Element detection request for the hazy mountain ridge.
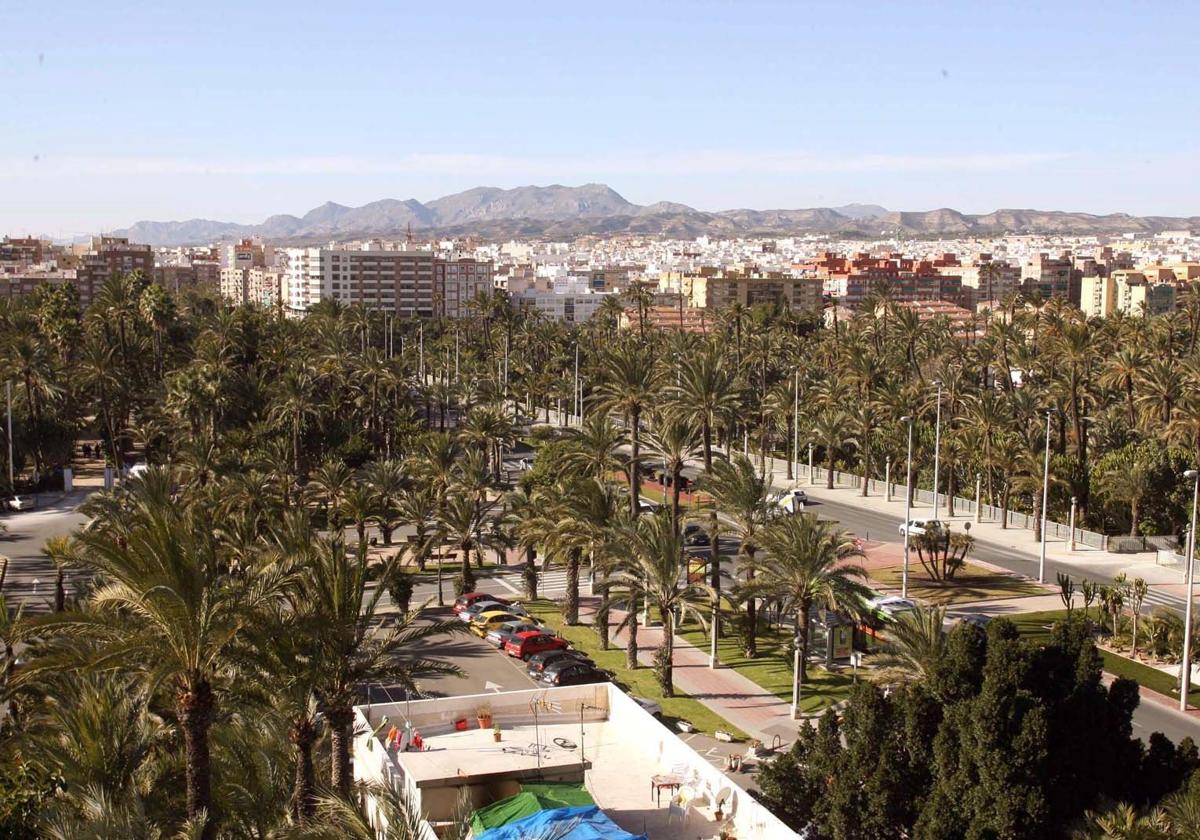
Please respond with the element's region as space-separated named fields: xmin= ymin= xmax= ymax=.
xmin=112 ymin=185 xmax=1200 ymax=245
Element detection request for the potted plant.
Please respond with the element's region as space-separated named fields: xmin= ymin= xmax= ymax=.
xmin=476 ymin=704 xmax=493 ymax=730
xmin=493 ymin=722 xmax=502 ymax=742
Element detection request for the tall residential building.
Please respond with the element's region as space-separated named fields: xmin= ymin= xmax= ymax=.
xmin=1080 ymin=271 xmax=1175 ymax=318
xmin=685 ymin=269 xmax=823 ymax=313
xmin=76 ymin=236 xmax=155 ymax=306
xmin=281 ymin=247 xmax=492 ymax=317
xmin=1022 ymin=253 xmax=1078 ymax=303
xmin=434 ymin=256 xmax=492 ymax=318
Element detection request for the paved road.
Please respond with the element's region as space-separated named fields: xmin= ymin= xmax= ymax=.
xmin=0 ymin=493 xmax=90 ymax=609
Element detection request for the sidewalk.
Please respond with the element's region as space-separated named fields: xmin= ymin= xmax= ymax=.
xmin=582 ymin=600 xmax=805 ymax=744
xmin=760 ymin=455 xmax=1191 ymax=596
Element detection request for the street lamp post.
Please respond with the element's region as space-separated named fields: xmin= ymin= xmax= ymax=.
xmin=1069 ymin=496 xmax=1078 ymax=552
xmin=974 ymin=472 xmax=983 ymax=524
xmin=573 ymin=343 xmax=580 ymax=426
xmin=1039 ymin=409 xmax=1054 ymax=584
xmin=885 ymin=456 xmax=892 ymax=502
xmin=901 ymin=415 xmax=914 ymax=599
xmin=1181 ymin=469 xmax=1199 ymax=711
xmin=808 ymin=442 xmax=814 ymax=485
xmin=931 ymin=380 xmax=943 ymax=516
xmin=791 ymin=370 xmax=799 ymax=481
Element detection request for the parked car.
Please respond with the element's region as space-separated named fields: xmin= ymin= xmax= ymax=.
xmin=632 ymin=696 xmax=663 ymax=717
xmin=460 ymin=598 xmax=515 ymax=622
xmin=504 ymin=631 xmax=569 ymax=660
xmin=683 ymin=523 xmax=710 ymax=547
xmin=5 ymin=496 xmax=33 ymax=511
xmin=526 ymin=649 xmax=592 ymax=677
xmin=770 ymin=488 xmax=808 ymax=514
xmin=486 ymin=620 xmax=543 ymax=649
xmin=453 ymin=592 xmax=509 ymax=616
xmin=470 ymin=611 xmax=525 ymax=637
xmin=898 ymin=518 xmax=943 ymax=537
xmin=540 ymin=662 xmax=611 ymax=687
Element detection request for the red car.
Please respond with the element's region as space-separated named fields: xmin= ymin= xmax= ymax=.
xmin=453 ymin=592 xmax=510 ymax=615
xmin=504 ymin=631 xmax=569 ymax=660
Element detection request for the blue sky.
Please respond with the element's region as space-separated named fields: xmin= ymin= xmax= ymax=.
xmin=2 ymin=1 xmax=1197 ymax=234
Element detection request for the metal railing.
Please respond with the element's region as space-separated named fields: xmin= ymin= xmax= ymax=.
xmin=784 ymin=458 xmax=1109 ymax=550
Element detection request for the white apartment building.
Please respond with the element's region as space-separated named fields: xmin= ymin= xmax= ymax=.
xmin=281 ymin=247 xmax=491 ymax=317
xmin=514 ymin=279 xmax=609 ymax=323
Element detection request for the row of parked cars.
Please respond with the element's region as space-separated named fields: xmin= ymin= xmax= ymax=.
xmin=452 ymin=592 xmax=613 ymax=687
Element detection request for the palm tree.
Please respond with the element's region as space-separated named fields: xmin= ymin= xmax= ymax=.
xmin=269 ymin=368 xmax=320 ymax=482
xmin=667 ymin=343 xmax=740 ymax=470
xmin=867 ymin=605 xmax=947 ymax=684
xmin=562 ymin=411 xmax=626 ymax=481
xmin=308 ymin=458 xmax=353 ymax=526
xmin=604 ymin=511 xmax=712 ymax=696
xmin=700 ymin=453 xmax=770 ymax=657
xmin=592 ymin=341 xmax=661 ymax=516
xmin=438 ymin=490 xmax=498 ymax=595
xmin=22 ymin=501 xmax=282 ymax=839
xmin=642 ymin=413 xmax=702 ymax=531
xmin=811 ymin=407 xmax=857 ymax=490
xmin=756 ymin=513 xmax=870 ymax=717
xmin=297 ymin=535 xmax=460 ymax=799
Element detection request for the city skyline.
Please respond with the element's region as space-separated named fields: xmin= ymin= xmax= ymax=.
xmin=4 ymin=1 xmax=1200 ymax=234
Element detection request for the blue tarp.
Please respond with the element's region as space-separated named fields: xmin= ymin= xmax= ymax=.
xmin=473 ymin=805 xmax=648 ymax=840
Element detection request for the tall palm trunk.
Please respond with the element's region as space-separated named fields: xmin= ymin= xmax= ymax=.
xmin=54 ymin=567 xmax=64 ymax=612
xmin=702 ymin=420 xmax=713 ymax=472
xmin=523 ymin=546 xmax=538 ymax=600
xmin=659 ymin=609 xmax=675 ymax=697
xmin=743 ymin=546 xmax=758 ymax=658
xmin=178 ymin=679 xmax=216 ymax=840
xmin=595 ymin=575 xmax=610 ymax=649
xmin=670 ymin=464 xmax=682 ymax=534
xmin=629 ymin=407 xmax=642 ymax=516
xmin=798 ymin=600 xmax=812 ymax=683
xmin=826 ymin=446 xmax=835 ymax=490
xmin=290 ymin=717 xmax=317 ymax=821
xmin=328 ymin=706 xmax=353 ymax=799
xmin=564 ymin=548 xmax=580 ymax=624
xmin=460 ymin=543 xmax=476 ymax=593
xmin=625 ymin=598 xmax=639 ymax=669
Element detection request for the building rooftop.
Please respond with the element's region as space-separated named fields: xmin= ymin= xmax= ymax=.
xmin=354 ymin=684 xmax=796 ymax=839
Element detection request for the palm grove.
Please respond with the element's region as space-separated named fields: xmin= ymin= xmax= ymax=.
xmin=1 ymin=273 xmax=1200 ymax=836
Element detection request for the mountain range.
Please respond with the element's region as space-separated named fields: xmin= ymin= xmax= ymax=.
xmin=112 ymin=184 xmax=1200 ymax=246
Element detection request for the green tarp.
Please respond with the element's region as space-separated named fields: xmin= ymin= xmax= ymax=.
xmin=470 ymin=783 xmax=595 ymax=835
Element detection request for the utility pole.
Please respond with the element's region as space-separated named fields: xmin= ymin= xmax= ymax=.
xmin=5 ymin=381 xmax=13 ymax=494
xmin=901 ymin=415 xmax=914 ymax=599
xmin=931 ymin=379 xmax=943 ymax=516
xmin=1181 ymin=469 xmax=1198 ymax=711
xmin=791 ymin=370 xmax=799 ymax=481
xmin=1038 ymin=409 xmax=1054 ymax=584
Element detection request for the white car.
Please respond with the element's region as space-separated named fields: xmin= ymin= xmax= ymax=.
xmin=898 ymin=518 xmax=943 ymax=537
xmin=6 ymin=496 xmax=33 ymax=511
xmin=771 ymin=488 xmax=808 ymax=514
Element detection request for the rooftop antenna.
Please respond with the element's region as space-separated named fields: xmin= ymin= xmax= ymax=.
xmin=528 ymin=694 xmax=561 ymax=778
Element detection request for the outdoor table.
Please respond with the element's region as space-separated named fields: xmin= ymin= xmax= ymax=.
xmin=650 ymin=773 xmax=683 ymax=806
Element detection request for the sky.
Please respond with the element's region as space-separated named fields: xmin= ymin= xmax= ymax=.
xmin=1 ymin=1 xmax=1198 ymax=235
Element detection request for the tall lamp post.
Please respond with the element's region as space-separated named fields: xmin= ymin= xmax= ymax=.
xmin=931 ymin=379 xmax=943 ymax=517
xmin=1181 ymin=469 xmax=1198 ymax=711
xmin=1038 ymin=409 xmax=1054 ymax=584
xmin=901 ymin=415 xmax=915 ymax=599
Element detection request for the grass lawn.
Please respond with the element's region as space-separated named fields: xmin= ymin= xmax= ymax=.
xmin=1006 ymin=609 xmax=1200 ymax=706
xmin=676 ymin=619 xmax=855 ymax=715
xmin=523 ymin=600 xmax=748 ymax=741
xmin=867 ymin=561 xmax=1046 ymax=605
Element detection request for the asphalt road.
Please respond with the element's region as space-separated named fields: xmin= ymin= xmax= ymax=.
xmin=0 ymin=492 xmax=90 ymax=609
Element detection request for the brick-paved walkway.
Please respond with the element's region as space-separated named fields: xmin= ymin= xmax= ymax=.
xmin=580 ymin=599 xmax=804 ymax=744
